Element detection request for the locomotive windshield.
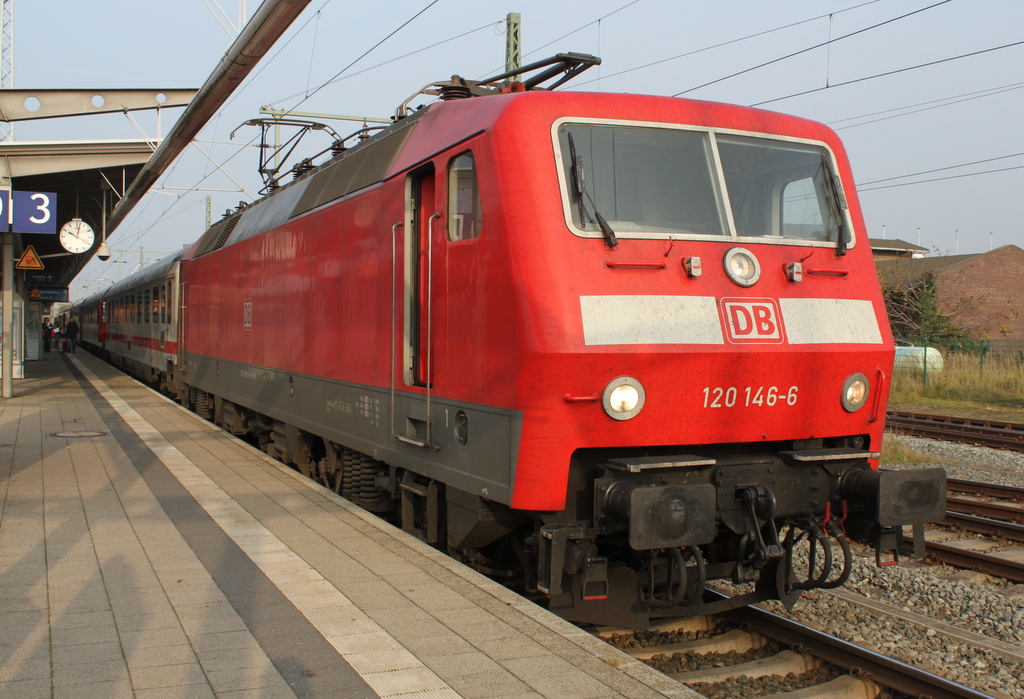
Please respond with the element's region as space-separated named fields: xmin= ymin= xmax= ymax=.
xmin=556 ymin=123 xmax=847 ymax=246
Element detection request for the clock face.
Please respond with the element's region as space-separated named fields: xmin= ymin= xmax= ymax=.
xmin=59 ymin=219 xmax=95 ymax=254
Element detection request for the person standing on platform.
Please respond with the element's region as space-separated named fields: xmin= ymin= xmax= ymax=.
xmin=41 ymin=322 xmax=52 ymax=354
xmin=65 ymin=317 xmax=80 ymax=353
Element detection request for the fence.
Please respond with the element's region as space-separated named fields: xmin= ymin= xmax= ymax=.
xmin=890 ymin=336 xmax=1024 ymax=404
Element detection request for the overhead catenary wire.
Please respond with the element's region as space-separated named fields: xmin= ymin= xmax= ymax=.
xmin=87 ymin=2 xmax=1024 ymax=292
xmin=270 ymin=19 xmax=501 ymax=107
xmin=111 ymin=1 xmax=448 ymax=255
xmin=474 ymin=0 xmax=643 ymax=82
xmin=571 ymin=0 xmax=882 ymax=89
xmin=858 ymin=164 xmax=1024 ymax=192
xmin=289 ymin=0 xmax=440 ymax=111
xmin=751 ymin=39 xmax=1024 ymax=107
xmin=674 ymin=0 xmax=952 ymax=97
xmin=860 ymin=151 xmax=1024 ymax=186
xmin=496 ymin=0 xmax=642 ymax=76
xmin=829 ymin=81 xmax=1024 ymax=130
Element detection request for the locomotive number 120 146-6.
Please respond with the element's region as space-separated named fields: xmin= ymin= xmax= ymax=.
xmin=702 ymin=385 xmax=799 ymax=408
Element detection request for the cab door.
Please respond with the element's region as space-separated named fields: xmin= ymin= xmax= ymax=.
xmin=395 ymin=163 xmax=448 ymax=447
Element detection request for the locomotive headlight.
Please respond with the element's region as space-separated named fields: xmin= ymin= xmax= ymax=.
xmin=724 ymin=247 xmax=761 ymax=287
xmin=841 ymin=373 xmax=870 ymax=412
xmin=603 ymin=377 xmax=645 ymax=420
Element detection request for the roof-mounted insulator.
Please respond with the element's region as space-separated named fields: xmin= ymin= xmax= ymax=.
xmin=292 ymin=159 xmax=315 ymax=180
xmin=439 ymin=75 xmax=472 ymax=101
xmin=331 ymin=140 xmax=347 ymax=157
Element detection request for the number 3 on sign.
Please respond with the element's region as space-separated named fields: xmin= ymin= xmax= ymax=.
xmin=11 ymin=190 xmax=58 ymax=234
xmin=28 ymin=193 xmax=51 ymax=224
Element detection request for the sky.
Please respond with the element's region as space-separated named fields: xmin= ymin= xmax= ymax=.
xmin=12 ymin=0 xmax=1024 ymax=300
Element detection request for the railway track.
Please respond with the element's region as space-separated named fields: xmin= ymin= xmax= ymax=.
xmin=886 ymin=410 xmax=1024 ymax=451
xmin=596 ymin=591 xmax=992 ymax=698
xmin=912 ymin=478 xmax=1024 ymax=583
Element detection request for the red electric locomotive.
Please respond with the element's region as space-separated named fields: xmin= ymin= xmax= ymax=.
xmin=76 ymin=55 xmax=945 ymax=626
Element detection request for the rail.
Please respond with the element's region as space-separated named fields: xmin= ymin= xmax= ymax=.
xmin=886 ymin=411 xmax=1024 ymax=452
xmin=713 ymin=591 xmax=992 ymax=699
xmin=911 ymin=477 xmax=1024 ymax=582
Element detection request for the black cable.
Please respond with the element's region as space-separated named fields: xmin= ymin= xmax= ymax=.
xmin=859 ymin=164 xmax=1024 ymax=192
xmin=271 ymin=20 xmax=499 ymax=107
xmin=832 ymin=82 xmax=1024 ymax=130
xmin=829 ymin=81 xmax=1024 ymax=127
xmin=112 ymin=2 xmax=445 ymax=254
xmin=572 ymin=0 xmax=881 ymax=89
xmin=859 ymin=151 xmax=1024 ymax=186
xmin=675 ymin=0 xmax=951 ymax=97
xmin=751 ymin=38 xmax=1024 ymax=107
xmin=294 ymin=0 xmax=439 ymax=110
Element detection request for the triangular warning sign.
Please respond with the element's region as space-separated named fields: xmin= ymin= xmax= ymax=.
xmin=16 ymin=245 xmax=45 ymax=270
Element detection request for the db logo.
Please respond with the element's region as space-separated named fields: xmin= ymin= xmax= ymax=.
xmin=243 ymin=299 xmax=253 ymax=330
xmin=720 ymin=298 xmax=785 ymax=344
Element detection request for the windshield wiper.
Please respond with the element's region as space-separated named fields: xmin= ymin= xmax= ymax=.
xmin=566 ymin=132 xmax=618 ymax=248
xmin=820 ymin=153 xmax=849 ymax=257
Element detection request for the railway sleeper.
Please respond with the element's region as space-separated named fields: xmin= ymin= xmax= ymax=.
xmin=759 ymin=674 xmax=879 ymax=699
xmin=677 ymin=649 xmax=822 ymax=683
xmin=625 ymin=628 xmax=768 ymax=660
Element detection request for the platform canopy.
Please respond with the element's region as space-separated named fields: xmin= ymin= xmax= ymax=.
xmin=1 ymin=137 xmax=158 ymax=290
xmin=0 ymin=88 xmax=198 ymax=292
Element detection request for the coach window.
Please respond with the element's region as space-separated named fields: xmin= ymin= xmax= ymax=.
xmin=144 ymin=290 xmax=150 ymax=323
xmin=166 ymin=280 xmax=173 ymax=322
xmin=152 ymin=286 xmax=159 ymax=323
xmin=447 ymin=151 xmax=481 ymax=241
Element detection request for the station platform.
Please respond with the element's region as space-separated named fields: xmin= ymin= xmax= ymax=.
xmin=0 ymin=350 xmax=696 ymax=699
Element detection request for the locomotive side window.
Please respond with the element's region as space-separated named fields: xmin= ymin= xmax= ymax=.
xmin=716 ymin=135 xmax=844 ymax=244
xmin=447 ymin=151 xmax=481 ymax=241
xmin=557 ymin=124 xmax=728 ymax=238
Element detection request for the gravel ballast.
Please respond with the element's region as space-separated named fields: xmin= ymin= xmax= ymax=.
xmin=652 ymin=434 xmax=1024 ymax=698
xmin=762 ymin=434 xmax=1024 ymax=698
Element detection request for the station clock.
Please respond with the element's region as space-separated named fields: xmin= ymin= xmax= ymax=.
xmin=59 ymin=218 xmax=95 ymax=254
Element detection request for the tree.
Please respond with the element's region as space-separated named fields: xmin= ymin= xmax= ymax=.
xmin=879 ymin=268 xmax=1015 ymax=344
xmin=880 ymin=272 xmax=965 ymax=342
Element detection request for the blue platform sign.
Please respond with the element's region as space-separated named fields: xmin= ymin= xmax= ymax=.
xmin=29 ymin=288 xmax=69 ymax=303
xmin=12 ymin=191 xmax=58 ymax=234
xmin=24 ymin=271 xmax=60 ymax=286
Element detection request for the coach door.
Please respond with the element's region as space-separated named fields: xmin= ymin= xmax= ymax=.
xmin=178 ymin=281 xmax=188 ymax=368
